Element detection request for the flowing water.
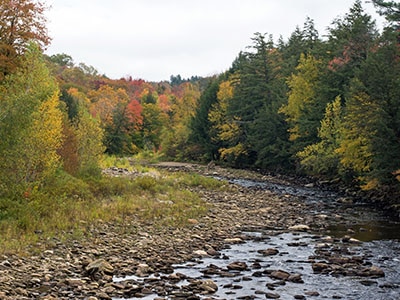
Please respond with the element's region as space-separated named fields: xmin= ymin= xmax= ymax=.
xmin=172 ymin=232 xmax=400 ymax=299
xmin=113 ymin=177 xmax=400 ymax=299
xmin=227 ymin=177 xmax=400 ymax=241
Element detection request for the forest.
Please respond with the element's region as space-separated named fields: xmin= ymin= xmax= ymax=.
xmin=0 ymin=0 xmax=399 ymax=205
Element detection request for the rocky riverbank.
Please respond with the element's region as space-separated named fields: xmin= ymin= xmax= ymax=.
xmin=0 ymin=163 xmax=396 ymax=299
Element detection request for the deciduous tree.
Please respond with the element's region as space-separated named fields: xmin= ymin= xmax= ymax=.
xmin=280 ymin=53 xmax=326 ymax=152
xmin=298 ymin=96 xmax=343 ymax=176
xmin=0 ymin=0 xmax=50 ymax=79
xmin=0 ymin=44 xmax=62 ymax=195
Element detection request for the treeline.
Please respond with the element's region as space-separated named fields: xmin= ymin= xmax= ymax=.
xmin=0 ymin=0 xmax=210 ymax=199
xmin=0 ymin=42 xmax=210 ymax=198
xmin=189 ymin=0 xmax=400 ymax=192
xmin=47 ymin=53 xmax=209 ymax=159
xmin=0 ymin=0 xmax=399 ymax=202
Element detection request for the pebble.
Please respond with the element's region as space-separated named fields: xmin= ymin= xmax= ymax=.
xmin=258 ymin=248 xmax=279 ymax=256
xmin=265 ymin=292 xmax=281 ymax=298
xmin=0 ymin=165 xmax=395 ymax=300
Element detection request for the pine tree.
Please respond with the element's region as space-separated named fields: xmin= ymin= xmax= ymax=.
xmin=353 ymin=26 xmax=400 ymax=186
xmin=225 ymin=33 xmax=290 ymax=168
xmin=188 ymin=77 xmax=220 ymax=161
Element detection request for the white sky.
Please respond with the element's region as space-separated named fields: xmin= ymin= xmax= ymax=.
xmin=44 ymin=0 xmax=386 ymax=82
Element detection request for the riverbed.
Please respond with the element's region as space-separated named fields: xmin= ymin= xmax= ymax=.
xmin=113 ymin=171 xmax=400 ymax=300
xmin=2 ymin=164 xmax=399 ymax=299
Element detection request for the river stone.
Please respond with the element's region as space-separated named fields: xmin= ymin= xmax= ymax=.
xmin=265 ymin=292 xmax=281 ymax=298
xmin=359 ymin=265 xmax=385 ymax=277
xmin=224 ymin=237 xmax=243 ymax=244
xmin=66 ymin=278 xmax=85 ymax=287
xmin=135 ymin=263 xmax=151 ymax=277
xmin=288 ymin=225 xmax=310 ymax=231
xmin=141 ymin=287 xmax=153 ymax=294
xmin=315 ymin=243 xmax=331 ymax=249
xmin=258 ymin=248 xmax=279 ymax=256
xmin=187 ymin=218 xmax=199 ymax=225
xmin=270 ymin=270 xmax=290 ymax=280
xmin=199 ymin=279 xmax=218 ymax=293
xmin=95 ymin=292 xmax=111 ymax=300
xmin=0 ymin=260 xmax=11 ymax=267
xmin=288 ymin=273 xmax=303 ymax=283
xmin=312 ymin=262 xmax=330 ymax=273
xmin=328 ymin=256 xmax=352 ymax=264
xmin=206 ymin=247 xmax=220 ymax=256
xmin=360 ymin=279 xmax=378 ymax=286
xmin=305 ymin=291 xmax=320 ymax=296
xmin=227 ymin=261 xmax=248 ymax=271
xmin=193 ymin=250 xmax=209 ymax=257
xmin=85 ymin=259 xmax=114 ymax=275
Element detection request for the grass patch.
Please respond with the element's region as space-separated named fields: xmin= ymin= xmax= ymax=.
xmin=100 ymin=155 xmax=134 ymax=170
xmin=172 ymin=172 xmax=227 ymax=189
xmin=0 ymin=165 xmax=219 ymax=255
xmin=100 ymin=154 xmax=159 ymax=173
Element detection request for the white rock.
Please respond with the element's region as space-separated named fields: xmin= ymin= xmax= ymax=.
xmin=193 ymin=250 xmax=209 ymax=257
xmin=316 ymin=214 xmax=328 ymax=219
xmin=349 ymin=237 xmax=362 ymax=244
xmin=223 ymin=237 xmax=243 ymax=244
xmin=288 ymin=224 xmax=310 ymax=231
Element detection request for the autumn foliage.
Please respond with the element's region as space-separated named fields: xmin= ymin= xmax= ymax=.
xmin=0 ymin=0 xmax=50 ymax=79
xmin=1 ymin=0 xmax=400 ymax=203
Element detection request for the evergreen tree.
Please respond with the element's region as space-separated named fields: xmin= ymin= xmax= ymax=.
xmin=226 ymin=33 xmax=272 ymax=166
xmin=217 ymin=33 xmax=291 ymax=168
xmin=326 ymin=0 xmax=378 ymax=94
xmin=372 ymin=0 xmax=400 ymax=25
xmin=279 ymin=17 xmax=322 ymax=77
xmin=353 ymin=27 xmax=400 ymax=186
xmin=188 ymin=77 xmax=221 ymax=161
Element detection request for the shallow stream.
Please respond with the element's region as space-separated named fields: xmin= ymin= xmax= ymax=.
xmin=172 ymin=232 xmax=400 ymax=299
xmin=113 ymin=176 xmax=400 ymax=299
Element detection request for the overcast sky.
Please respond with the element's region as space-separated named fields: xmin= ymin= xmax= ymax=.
xmin=44 ymin=0 xmax=386 ymax=82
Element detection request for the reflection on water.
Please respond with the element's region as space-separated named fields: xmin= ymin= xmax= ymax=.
xmin=327 ymin=221 xmax=400 ymax=241
xmin=221 ymin=176 xmax=400 ymax=242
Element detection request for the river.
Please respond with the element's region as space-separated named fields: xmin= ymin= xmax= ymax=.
xmin=113 ymin=175 xmax=400 ymax=299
